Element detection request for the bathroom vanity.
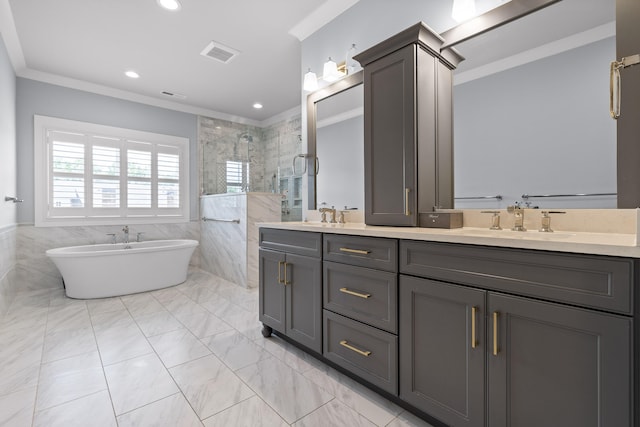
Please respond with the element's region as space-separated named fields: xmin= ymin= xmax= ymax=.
xmin=258 ymin=220 xmax=638 ymax=427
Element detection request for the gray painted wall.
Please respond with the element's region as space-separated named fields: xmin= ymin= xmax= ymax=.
xmin=16 ymin=78 xmax=199 ymax=223
xmin=0 ymin=35 xmax=17 ymax=227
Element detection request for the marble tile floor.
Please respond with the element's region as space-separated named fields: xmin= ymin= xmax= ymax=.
xmin=0 ymin=268 xmax=434 ymax=427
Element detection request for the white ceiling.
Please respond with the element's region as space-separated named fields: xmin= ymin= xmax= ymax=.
xmin=2 ymin=0 xmax=358 ymax=124
xmin=1 ymin=0 xmax=615 ymax=124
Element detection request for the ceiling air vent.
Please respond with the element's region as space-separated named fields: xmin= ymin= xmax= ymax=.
xmin=200 ymin=40 xmax=240 ymax=64
xmin=161 ymin=91 xmax=187 ymax=100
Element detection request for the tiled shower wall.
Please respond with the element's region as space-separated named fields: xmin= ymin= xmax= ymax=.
xmin=199 ymin=113 xmax=302 ymax=221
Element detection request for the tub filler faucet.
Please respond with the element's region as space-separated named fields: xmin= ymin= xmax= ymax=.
xmin=122 ymin=225 xmax=130 ymax=244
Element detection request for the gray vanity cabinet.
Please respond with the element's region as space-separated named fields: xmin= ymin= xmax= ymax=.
xmin=488 ymin=293 xmax=631 ymax=427
xmin=322 ymin=234 xmax=399 ymax=394
xmin=400 ymin=240 xmax=633 ymax=427
xmin=354 ymin=22 xmax=463 ymax=226
xmin=259 ymin=229 xmax=322 ymax=353
xmin=399 ymin=275 xmax=486 ymax=427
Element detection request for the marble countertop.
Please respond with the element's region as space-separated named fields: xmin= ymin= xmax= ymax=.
xmin=259 ymin=222 xmax=640 ymax=258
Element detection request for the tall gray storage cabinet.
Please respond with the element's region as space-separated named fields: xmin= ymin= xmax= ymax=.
xmin=354 ymin=23 xmax=463 ymax=226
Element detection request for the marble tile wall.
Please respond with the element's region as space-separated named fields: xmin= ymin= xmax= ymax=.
xmin=200 ymin=193 xmax=281 ymax=288
xmin=199 ymin=117 xmax=265 ymax=195
xmin=199 ymin=113 xmax=302 ymax=222
xmin=15 ymin=222 xmax=200 ymax=293
xmin=0 ymin=225 xmax=17 ymax=318
xmin=262 ymin=116 xmax=303 ymax=222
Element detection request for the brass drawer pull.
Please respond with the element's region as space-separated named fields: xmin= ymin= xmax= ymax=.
xmin=405 ymin=188 xmax=411 ymax=216
xmin=493 ymin=311 xmax=499 ymax=356
xmin=471 ymin=306 xmax=478 ymax=349
xmin=283 ymin=262 xmax=290 ymax=285
xmin=278 ymin=261 xmax=284 ymax=284
xmin=339 ymin=287 xmax=371 ymax=299
xmin=339 ymin=340 xmax=371 ymax=357
xmin=339 ymin=247 xmax=371 ymax=255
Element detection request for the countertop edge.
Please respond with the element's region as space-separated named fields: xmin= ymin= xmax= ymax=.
xmin=258 ymin=222 xmax=640 ymax=258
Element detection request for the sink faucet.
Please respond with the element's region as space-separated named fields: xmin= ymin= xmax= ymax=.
xmin=122 ymin=225 xmax=130 ymax=244
xmin=507 ymin=204 xmax=526 ymax=231
xmin=539 ymin=211 xmax=566 ymax=232
xmin=319 ymin=207 xmax=336 ymax=223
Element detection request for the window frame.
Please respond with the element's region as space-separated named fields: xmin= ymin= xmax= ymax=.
xmin=34 ymin=115 xmax=190 ymax=227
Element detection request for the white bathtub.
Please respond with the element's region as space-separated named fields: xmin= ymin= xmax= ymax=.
xmin=46 ymin=239 xmax=199 ymax=299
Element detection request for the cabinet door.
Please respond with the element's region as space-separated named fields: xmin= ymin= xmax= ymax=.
xmin=285 ymin=253 xmax=322 ymax=353
xmin=488 ymin=293 xmax=632 ymax=427
xmin=399 ymin=275 xmax=486 ymax=427
xmin=259 ymin=249 xmax=286 ymax=333
xmin=364 ymin=44 xmax=417 ymax=226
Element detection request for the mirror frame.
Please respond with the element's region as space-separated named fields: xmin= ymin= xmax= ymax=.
xmin=306 ymin=70 xmax=364 ymax=210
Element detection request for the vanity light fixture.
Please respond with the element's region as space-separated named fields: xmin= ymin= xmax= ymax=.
xmin=253 ymin=103 xmax=263 ymax=109
xmin=322 ymin=57 xmax=346 ymax=83
xmin=125 ymin=70 xmax=140 ymax=79
xmin=304 ymin=45 xmax=358 ymax=92
xmin=451 ymin=0 xmax=476 ymax=22
xmin=303 ymin=68 xmax=318 ymax=92
xmin=157 ymin=0 xmax=181 ymax=11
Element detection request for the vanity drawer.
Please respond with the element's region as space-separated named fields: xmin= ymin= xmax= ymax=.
xmin=401 ymin=240 xmax=634 ymax=314
xmin=323 ymin=234 xmax=397 ymax=272
xmin=323 ymin=310 xmax=398 ymax=395
xmin=324 ymin=261 xmax=397 ymax=333
xmin=259 ymin=228 xmax=322 ymax=258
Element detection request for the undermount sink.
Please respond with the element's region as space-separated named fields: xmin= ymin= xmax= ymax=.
xmin=448 ymin=228 xmax=576 ymax=240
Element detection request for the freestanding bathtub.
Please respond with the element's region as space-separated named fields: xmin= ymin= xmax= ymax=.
xmin=46 ymin=239 xmax=199 ymax=299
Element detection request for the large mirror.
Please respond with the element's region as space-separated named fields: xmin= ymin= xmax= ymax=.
xmin=309 ymin=0 xmax=617 ymax=210
xmin=307 ymin=72 xmax=364 ymax=210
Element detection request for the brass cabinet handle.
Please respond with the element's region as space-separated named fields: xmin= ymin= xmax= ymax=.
xmin=471 ymin=306 xmax=478 ymax=349
xmin=339 ymin=287 xmax=371 ymax=299
xmin=339 ymin=340 xmax=371 ymax=357
xmin=339 ymin=247 xmax=371 ymax=255
xmin=278 ymin=261 xmax=284 ymax=284
xmin=493 ymin=311 xmax=499 ymax=356
xmin=405 ymin=188 xmax=411 ymax=216
xmin=283 ymin=262 xmax=290 ymax=285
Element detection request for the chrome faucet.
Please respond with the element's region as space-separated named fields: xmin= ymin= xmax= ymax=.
xmin=506 ymin=204 xmax=526 ymax=231
xmin=122 ymin=225 xmax=130 ymax=244
xmin=319 ymin=207 xmax=337 ymax=223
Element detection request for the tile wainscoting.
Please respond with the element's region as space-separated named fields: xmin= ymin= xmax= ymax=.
xmin=15 ymin=222 xmax=201 ymax=293
xmin=0 ymin=224 xmax=18 ymax=318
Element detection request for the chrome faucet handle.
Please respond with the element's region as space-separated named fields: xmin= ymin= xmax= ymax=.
xmin=136 ymin=232 xmax=145 ymax=242
xmin=539 ymin=211 xmax=566 ymax=232
xmin=481 ymin=211 xmax=502 ymax=230
xmin=122 ymin=225 xmax=129 ymax=233
xmin=106 ymin=233 xmax=116 ymax=244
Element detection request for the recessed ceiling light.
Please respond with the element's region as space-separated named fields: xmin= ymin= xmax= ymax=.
xmin=253 ymin=103 xmax=263 ymax=109
xmin=125 ymin=70 xmax=140 ymax=79
xmin=157 ymin=0 xmax=181 ymax=11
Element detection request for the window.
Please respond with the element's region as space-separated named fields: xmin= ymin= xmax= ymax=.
xmin=225 ymin=160 xmax=250 ymax=193
xmin=35 ymin=116 xmax=189 ymax=226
